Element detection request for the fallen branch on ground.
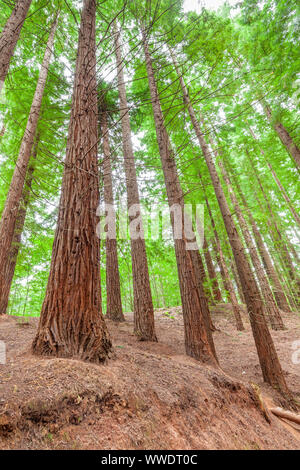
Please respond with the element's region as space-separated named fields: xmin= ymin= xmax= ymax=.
xmin=270 ymin=407 xmax=300 ymax=425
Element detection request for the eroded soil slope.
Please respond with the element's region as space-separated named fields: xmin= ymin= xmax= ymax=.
xmin=0 ymin=305 xmax=299 ymax=450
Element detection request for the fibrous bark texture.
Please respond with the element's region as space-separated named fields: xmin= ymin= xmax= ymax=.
xmin=32 ymin=0 xmax=112 ymax=363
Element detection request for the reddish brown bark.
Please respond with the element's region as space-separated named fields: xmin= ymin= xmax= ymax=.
xmin=230 ymin=170 xmax=291 ymax=313
xmin=190 ymin=249 xmax=218 ymax=335
xmin=195 ymin=248 xmax=215 ymax=305
xmin=264 ymin=103 xmax=300 ymax=170
xmin=0 ymin=0 xmax=32 ymax=92
xmin=230 ymin=258 xmax=246 ymax=304
xmin=0 ymin=137 xmax=37 ymax=315
xmin=172 ymin=52 xmax=291 ymax=396
xmin=253 ymin=190 xmax=298 ymax=309
xmin=247 ymin=124 xmax=300 ymax=228
xmin=203 ymin=236 xmax=223 ymax=303
xmin=113 ymin=23 xmax=156 ymax=341
xmin=247 ymin=151 xmax=300 ymax=302
xmin=201 ymin=185 xmax=244 ymax=331
xmin=0 ymin=16 xmax=57 ymax=312
xmin=218 ymin=159 xmax=285 ymax=330
xmin=32 ymin=0 xmax=112 ymax=362
xmin=99 ymin=107 xmax=124 ymax=322
xmin=142 ymin=32 xmax=217 ymax=364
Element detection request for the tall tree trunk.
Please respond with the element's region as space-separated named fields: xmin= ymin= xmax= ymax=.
xmin=0 ymin=15 xmax=57 ymax=311
xmin=195 ymin=247 xmax=215 ymax=305
xmin=203 ymin=236 xmax=223 ymax=303
xmin=190 ymin=249 xmax=217 ymax=333
xmin=0 ymin=0 xmax=32 ymax=92
xmin=171 ymin=50 xmax=291 ymax=396
xmin=228 ymin=51 xmax=300 ymax=170
xmin=113 ymin=23 xmax=156 ymax=341
xmin=247 ymin=150 xmax=300 ymax=302
xmin=142 ymin=31 xmax=217 ymax=364
xmin=254 ymin=190 xmax=298 ymax=309
xmin=230 ymin=258 xmax=246 ymax=304
xmin=32 ymin=0 xmax=112 ymax=362
xmin=263 ymin=103 xmax=300 ymax=170
xmin=247 ymin=124 xmax=300 ymax=228
xmin=99 ymin=108 xmax=125 ymax=322
xmin=218 ymin=159 xmax=285 ymax=330
xmin=200 ymin=181 xmax=244 ymax=331
xmin=229 ymin=168 xmax=292 ymax=312
xmin=0 ymin=136 xmax=38 ymax=314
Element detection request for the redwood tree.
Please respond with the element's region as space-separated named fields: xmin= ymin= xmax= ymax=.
xmin=142 ymin=29 xmax=217 ymax=364
xmin=113 ymin=23 xmax=156 ymax=341
xmin=171 ymin=49 xmax=292 ymax=396
xmin=203 ymin=236 xmax=223 ymax=304
xmin=98 ymin=91 xmax=125 ymax=322
xmin=218 ymin=158 xmax=285 ymax=330
xmin=263 ymin=101 xmax=300 ymax=170
xmin=0 ymin=16 xmax=58 ymax=313
xmin=32 ymin=0 xmax=112 ymax=362
xmin=0 ymin=0 xmax=32 ymax=93
xmin=0 ymin=136 xmax=38 ymax=315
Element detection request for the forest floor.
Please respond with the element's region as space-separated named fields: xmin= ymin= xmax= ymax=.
xmin=0 ymin=304 xmax=299 ymax=450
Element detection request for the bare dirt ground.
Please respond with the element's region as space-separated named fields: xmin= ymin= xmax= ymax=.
xmin=0 ymin=304 xmax=299 ymax=450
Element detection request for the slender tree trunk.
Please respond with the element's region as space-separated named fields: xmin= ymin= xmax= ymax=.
xmin=190 ymin=249 xmax=217 ymax=332
xmin=211 ymin=240 xmax=229 ymax=301
xmin=254 ymin=190 xmax=298 ymax=308
xmin=0 ymin=136 xmax=38 ymax=314
xmin=267 ymin=163 xmax=300 ymax=228
xmin=247 ymin=151 xmax=300 ymax=301
xmin=228 ymin=51 xmax=300 ymax=170
xmin=142 ymin=31 xmax=217 ymax=364
xmin=263 ymin=103 xmax=300 ymax=170
xmin=229 ymin=169 xmax=292 ymax=312
xmin=0 ymin=16 xmax=57 ymax=311
xmin=203 ymin=236 xmax=222 ymax=303
xmin=171 ymin=51 xmax=291 ymax=396
xmin=32 ymin=0 xmax=112 ymax=362
xmin=247 ymin=124 xmax=300 ymax=228
xmin=113 ymin=23 xmax=156 ymax=341
xmin=99 ymin=109 xmax=125 ymax=322
xmin=230 ymin=258 xmax=246 ymax=304
xmin=0 ymin=0 xmax=32 ymax=93
xmin=200 ymin=183 xmax=244 ymax=331
xmin=195 ymin=247 xmax=215 ymax=305
xmin=218 ymin=159 xmax=285 ymax=330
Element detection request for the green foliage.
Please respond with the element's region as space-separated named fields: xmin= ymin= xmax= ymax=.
xmin=0 ymin=0 xmax=299 ymax=315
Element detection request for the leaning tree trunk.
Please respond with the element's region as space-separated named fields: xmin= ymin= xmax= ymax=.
xmin=32 ymin=0 xmax=112 ymax=362
xmin=229 ymin=167 xmax=292 ymax=312
xmin=247 ymin=151 xmax=300 ymax=302
xmin=201 ymin=183 xmax=244 ymax=331
xmin=142 ymin=31 xmax=217 ymax=364
xmin=0 ymin=0 xmax=32 ymax=93
xmin=203 ymin=236 xmax=223 ymax=303
xmin=99 ymin=107 xmax=125 ymax=322
xmin=253 ymin=190 xmax=299 ymax=309
xmin=194 ymin=248 xmax=215 ymax=305
xmin=218 ymin=159 xmax=285 ymax=330
xmin=189 ymin=249 xmax=217 ymax=335
xmin=0 ymin=16 xmax=57 ymax=312
xmin=0 ymin=136 xmax=38 ymax=315
xmin=113 ymin=23 xmax=156 ymax=341
xmin=171 ymin=50 xmax=292 ymax=397
xmin=230 ymin=258 xmax=246 ymax=304
xmin=247 ymin=123 xmax=300 ymax=228
xmin=263 ymin=102 xmax=300 ymax=170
